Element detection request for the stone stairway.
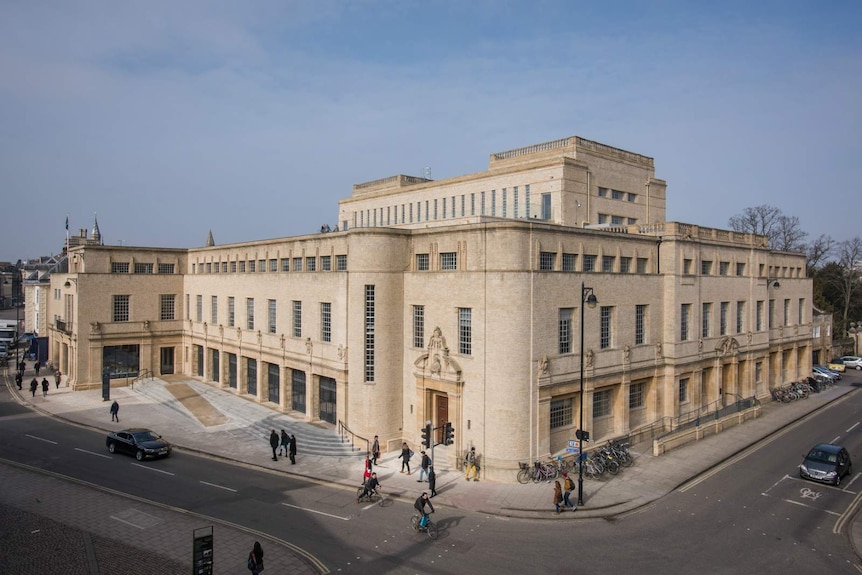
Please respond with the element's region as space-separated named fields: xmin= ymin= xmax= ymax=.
xmin=133 ymin=377 xmax=363 ymax=457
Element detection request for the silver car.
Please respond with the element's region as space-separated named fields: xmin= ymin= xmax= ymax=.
xmin=839 ymin=356 xmax=862 ymax=370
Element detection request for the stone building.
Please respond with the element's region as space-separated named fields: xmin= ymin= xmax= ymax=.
xmin=47 ymin=135 xmax=812 ymax=479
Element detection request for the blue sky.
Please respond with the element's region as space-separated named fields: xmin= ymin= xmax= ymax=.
xmin=1 ymin=1 xmax=859 ymax=262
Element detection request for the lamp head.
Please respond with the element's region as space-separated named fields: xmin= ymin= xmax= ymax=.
xmin=585 ymin=292 xmax=598 ymax=308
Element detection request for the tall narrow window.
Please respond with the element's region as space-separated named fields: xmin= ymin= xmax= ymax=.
xmin=768 ymin=299 xmax=775 ymax=329
xmin=593 ymin=389 xmax=611 ymax=417
xmin=525 ymin=184 xmax=531 ymax=218
xmin=702 ymin=303 xmax=711 ymax=338
xmin=756 ymin=300 xmax=764 ymax=331
xmin=600 ymin=306 xmax=612 ymax=349
xmin=629 ymin=382 xmax=645 ymax=409
xmin=720 ymin=302 xmax=729 ymax=335
xmin=679 ymin=378 xmax=689 ymax=403
xmin=196 ymin=295 xmax=202 ymax=322
xmin=113 ymin=295 xmax=130 ymax=322
xmin=413 ymin=305 xmax=425 ymax=349
xmin=798 ymin=298 xmax=805 ymax=324
xmin=550 ymin=398 xmax=572 ymax=429
xmin=736 ymin=301 xmax=745 ymax=334
xmin=635 ymin=304 xmax=647 ymax=345
xmin=268 ymin=299 xmax=277 ymax=334
xmin=364 ymin=286 xmax=375 ymax=382
xmin=559 ymin=308 xmax=573 ymax=354
xmin=320 ymin=302 xmax=331 ymax=342
xmin=246 ymin=298 xmax=254 ymax=330
xmin=783 ymin=298 xmax=790 ymax=326
xmin=293 ymin=301 xmax=302 ymax=338
xmin=541 ymin=193 xmax=551 ymax=220
xmin=211 ymin=296 xmax=218 ymax=324
xmin=459 ymin=308 xmax=472 ymax=355
xmin=681 ymin=304 xmax=691 ymax=341
xmin=228 ymin=297 xmax=235 ymax=327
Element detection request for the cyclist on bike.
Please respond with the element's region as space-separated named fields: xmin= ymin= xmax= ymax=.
xmin=414 ymin=491 xmax=435 ymax=528
xmin=357 ymin=472 xmax=381 ymax=502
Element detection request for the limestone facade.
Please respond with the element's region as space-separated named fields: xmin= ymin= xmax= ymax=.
xmin=46 ymin=135 xmax=811 ymax=480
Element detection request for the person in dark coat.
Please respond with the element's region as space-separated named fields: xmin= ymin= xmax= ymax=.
xmin=279 ymin=429 xmax=288 ymax=457
xmin=41 ymin=378 xmax=49 ymax=398
xmin=54 ymin=370 xmax=62 ymax=389
xmin=18 ymin=360 xmax=26 ymax=376
xmin=15 ymin=371 xmax=23 ymax=390
xmin=34 ymin=361 xmax=41 ymax=376
xmin=29 ymin=378 xmax=38 ymax=397
xmin=371 ymin=435 xmax=380 ymax=465
xmin=428 ymin=465 xmax=437 ymax=498
xmin=399 ymin=442 xmax=412 ymax=474
xmin=269 ymin=430 xmax=279 ymax=461
xmin=288 ymin=434 xmax=297 ymax=464
xmin=110 ymin=400 xmax=120 ymax=422
xmin=248 ymin=541 xmax=264 ymax=575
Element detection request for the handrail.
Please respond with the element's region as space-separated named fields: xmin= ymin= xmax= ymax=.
xmin=130 ymin=369 xmax=154 ymax=389
xmin=338 ymin=420 xmax=369 ymax=454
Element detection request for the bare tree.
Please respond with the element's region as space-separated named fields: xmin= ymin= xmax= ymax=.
xmin=832 ymin=237 xmax=862 ymax=332
xmin=728 ymin=204 xmax=807 ymax=252
xmin=806 ymin=234 xmax=835 ymax=272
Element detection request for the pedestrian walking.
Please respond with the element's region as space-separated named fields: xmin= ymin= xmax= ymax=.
xmin=562 ymin=471 xmax=577 ymax=511
xmin=553 ymin=480 xmax=564 ymax=514
xmin=41 ymin=378 xmax=49 ymax=398
xmin=18 ymin=360 xmax=26 ymax=376
xmin=269 ymin=430 xmax=279 ymax=461
xmin=363 ymin=453 xmax=373 ymax=484
xmin=399 ymin=442 xmax=413 ymax=474
xmin=371 ymin=435 xmax=380 ymax=465
xmin=288 ymin=434 xmax=297 ymax=464
xmin=418 ymin=450 xmax=431 ymax=482
xmin=29 ymin=378 xmax=38 ymax=397
xmin=15 ymin=371 xmax=23 ymax=390
xmin=54 ymin=370 xmax=62 ymax=389
xmin=428 ymin=465 xmax=437 ymax=497
xmin=465 ymin=446 xmax=479 ymax=481
xmin=247 ymin=541 xmax=264 ymax=575
xmin=34 ymin=360 xmax=41 ymax=376
xmin=110 ymin=400 xmax=120 ymax=422
xmin=279 ymin=429 xmax=288 ymax=456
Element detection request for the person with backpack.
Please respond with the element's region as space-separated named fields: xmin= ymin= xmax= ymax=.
xmin=399 ymin=442 xmax=413 ymax=474
xmin=561 ymin=471 xmax=577 ymax=511
xmin=417 ymin=450 xmax=431 ymax=482
xmin=465 ymin=446 xmax=479 ymax=481
xmin=247 ymin=541 xmax=264 ymax=574
xmin=553 ymin=480 xmax=564 ymax=514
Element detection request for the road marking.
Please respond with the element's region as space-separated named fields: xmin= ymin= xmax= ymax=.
xmin=779 ymin=498 xmax=841 ymax=516
xmin=200 ymin=480 xmax=237 ymax=492
xmin=281 ymin=502 xmax=350 ymax=521
xmin=110 ymin=515 xmax=147 ymax=529
xmin=131 ymin=463 xmax=174 ymax=475
xmin=25 ymin=434 xmax=57 ymax=445
xmin=835 ymin=484 xmax=862 ymax=534
xmin=74 ymin=448 xmax=111 ymax=459
xmin=847 ymin=422 xmax=860 ymax=433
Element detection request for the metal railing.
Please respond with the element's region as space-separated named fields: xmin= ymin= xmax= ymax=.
xmin=656 ymin=394 xmax=760 ymax=440
xmin=337 ymin=420 xmax=369 ymax=454
xmin=130 ymin=369 xmax=154 ymax=389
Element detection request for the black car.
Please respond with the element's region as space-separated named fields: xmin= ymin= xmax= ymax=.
xmin=799 ymin=443 xmax=852 ymax=486
xmin=106 ymin=428 xmax=173 ymax=461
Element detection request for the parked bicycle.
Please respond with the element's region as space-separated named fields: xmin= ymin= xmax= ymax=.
xmin=411 ymin=512 xmax=438 ymax=539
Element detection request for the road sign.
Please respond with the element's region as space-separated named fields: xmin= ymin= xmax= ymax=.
xmin=564 ymin=447 xmax=580 ymax=454
xmin=568 ymin=440 xmax=577 ymax=448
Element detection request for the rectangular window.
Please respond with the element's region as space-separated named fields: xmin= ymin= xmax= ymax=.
xmin=636 ymin=258 xmax=648 ymax=274
xmin=629 ymin=382 xmax=645 ymax=409
xmin=583 ymin=255 xmax=596 ymax=272
xmin=490 ymin=190 xmax=495 ymax=216
xmin=459 ymin=308 xmax=472 ymax=355
xmin=158 ymin=263 xmax=174 ymax=274
xmin=681 ymin=303 xmax=691 ymax=341
xmin=559 ymin=308 xmax=573 ymax=354
xmin=113 ymin=295 xmax=130 ymax=322
xmin=611 ymin=215 xmax=623 ymax=225
xmin=293 ymin=301 xmax=302 ymax=338
xmin=541 ymin=193 xmax=551 ymax=220
xmin=416 ymin=254 xmax=430 ymax=271
xmin=627 ymin=192 xmax=636 ymax=202
xmin=306 ymin=257 xmax=316 ymax=272
xmin=320 ymin=302 xmax=331 ymax=342
xmin=281 ymin=258 xmax=290 ymax=272
xmin=798 ymin=298 xmax=804 ymax=324
xmin=525 ymin=184 xmax=531 ymax=218
xmin=502 ymin=188 xmax=507 ymax=217
xmin=364 ymin=286 xmax=375 ymax=382
xmin=441 ymin=252 xmax=457 ymax=270
xmin=268 ymin=299 xmax=277 ymax=334
xmin=701 ymin=260 xmax=712 ymax=275
xmin=720 ymin=302 xmax=729 ymax=335
xmin=413 ymin=305 xmax=425 ymax=349
xmin=133 ymin=263 xmax=153 ymax=274
xmin=736 ymin=301 xmax=745 ymax=334
xmin=222 ymin=262 xmax=228 ymax=273
xmin=620 ymin=257 xmax=631 ymax=273
xmin=550 ymin=398 xmax=573 ymax=429
xmin=321 ymin=256 xmax=331 ymax=271
xmin=540 ymin=252 xmax=556 ymax=271
xmin=249 ymin=260 xmax=256 ymax=273
xmin=598 ymin=214 xmax=608 ymax=224
xmin=246 ymin=298 xmax=254 ymax=330
xmin=160 ymin=295 xmax=175 ymax=321
xmin=593 ymin=389 xmax=611 ymax=418
xmin=336 ymin=255 xmax=348 ymax=271
xmin=768 ymin=299 xmax=775 ymax=329
xmin=784 ymin=298 xmax=790 ymax=326
xmin=683 ymin=259 xmax=692 ymax=274
xmin=719 ymin=262 xmax=729 ymax=276
xmin=211 ymin=296 xmax=218 ymax=324
xmin=230 ymin=261 xmax=237 ymax=273
xmin=470 ymin=193 xmax=475 ymax=216
xmin=293 ymin=257 xmax=302 ymax=272
xmin=111 ymin=262 xmax=130 ymax=274
xmin=269 ymin=259 xmax=277 ymax=272
xmin=736 ymin=262 xmax=745 ymax=276
xmin=239 ymin=261 xmax=246 ymax=273
xmin=635 ymin=304 xmax=647 ymax=345
xmin=600 ymin=306 xmax=612 ymax=349
xmin=562 ymin=253 xmax=577 ymax=272
xmin=196 ymin=295 xmax=203 ymax=322
xmin=755 ymin=361 xmax=763 ymax=383
xmin=228 ymin=297 xmax=235 ymax=327
xmin=206 ymin=263 xmax=212 ymax=273
xmin=598 ymin=187 xmax=608 ymax=197
xmin=611 ymin=189 xmax=624 ymax=200
xmin=602 ymin=256 xmax=615 ymax=272
xmin=756 ymin=300 xmax=764 ymax=331
xmin=679 ymin=378 xmax=689 ymax=403
xmin=702 ymin=303 xmax=711 ymax=338
xmin=513 ymin=187 xmax=519 ymax=218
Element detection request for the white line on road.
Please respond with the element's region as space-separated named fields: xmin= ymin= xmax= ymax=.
xmin=199 ymin=480 xmax=237 ymax=492
xmin=281 ymin=502 xmax=350 ymax=521
xmin=847 ymin=422 xmax=860 ymax=433
xmin=110 ymin=516 xmax=146 ymax=529
xmin=130 ymin=463 xmax=174 ymax=475
xmin=25 ymin=434 xmax=57 ymax=444
xmin=780 ymin=498 xmax=841 ymax=516
xmin=74 ymin=448 xmax=112 ymax=459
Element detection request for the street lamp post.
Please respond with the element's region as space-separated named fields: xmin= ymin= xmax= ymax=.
xmin=577 ymin=282 xmax=598 ymax=507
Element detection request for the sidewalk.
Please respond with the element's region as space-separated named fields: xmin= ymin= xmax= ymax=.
xmin=5 ymin=363 xmax=862 ymax=557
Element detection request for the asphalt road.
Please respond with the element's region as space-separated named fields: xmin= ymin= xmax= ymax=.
xmin=2 ymin=380 xmax=861 ymax=574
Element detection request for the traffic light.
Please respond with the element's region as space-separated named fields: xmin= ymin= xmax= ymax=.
xmin=575 ymin=429 xmax=590 ymax=441
xmin=444 ymin=422 xmax=455 ymax=445
xmin=421 ymin=423 xmax=432 ymax=448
